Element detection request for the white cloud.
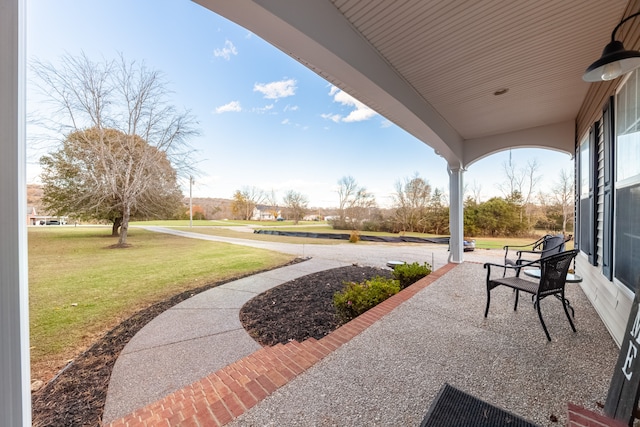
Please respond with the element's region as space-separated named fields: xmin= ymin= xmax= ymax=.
xmin=254 ymin=104 xmax=275 ymax=114
xmin=214 ymin=101 xmax=242 ymax=114
xmin=281 ymin=118 xmax=290 ymax=125
xmin=254 ymin=79 xmax=297 ymax=99
xmin=284 ymin=104 xmax=299 ymax=112
xmin=325 ymin=85 xmax=378 ymax=123
xmin=343 ymin=107 xmax=377 ymax=122
xmin=321 ymin=113 xmax=342 ymax=123
xmin=213 ymin=40 xmax=238 ymax=60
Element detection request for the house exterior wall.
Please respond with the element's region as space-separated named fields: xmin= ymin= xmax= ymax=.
xmin=575 ymin=113 xmax=632 ymax=345
xmin=575 ymin=0 xmax=640 ymax=346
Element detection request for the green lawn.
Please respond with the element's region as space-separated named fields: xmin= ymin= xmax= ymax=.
xmin=28 ymin=226 xmax=294 ymax=380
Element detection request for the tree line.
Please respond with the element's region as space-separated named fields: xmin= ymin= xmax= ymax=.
xmin=226 ymin=165 xmax=574 ymax=238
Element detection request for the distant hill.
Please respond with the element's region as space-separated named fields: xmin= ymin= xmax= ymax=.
xmin=183 ymin=197 xmax=234 ymax=220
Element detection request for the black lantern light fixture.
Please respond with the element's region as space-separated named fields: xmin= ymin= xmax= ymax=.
xmin=583 ymin=11 xmax=640 ymax=82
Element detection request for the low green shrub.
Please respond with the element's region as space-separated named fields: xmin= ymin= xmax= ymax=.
xmin=392 ymin=261 xmax=432 ymax=289
xmin=333 ymin=276 xmax=400 ymax=323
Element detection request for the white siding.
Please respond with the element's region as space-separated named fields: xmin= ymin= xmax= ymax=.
xmin=577 ymin=115 xmax=632 ymax=348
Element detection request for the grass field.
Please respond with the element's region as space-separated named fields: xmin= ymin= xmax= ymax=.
xmin=28 ymin=226 xmax=294 ymax=382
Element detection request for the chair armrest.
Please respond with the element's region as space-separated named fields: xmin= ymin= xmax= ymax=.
xmin=503 ymin=243 xmax=535 ymax=250
xmin=484 ymin=258 xmax=541 ymax=272
xmin=516 ymin=249 xmax=542 ymax=256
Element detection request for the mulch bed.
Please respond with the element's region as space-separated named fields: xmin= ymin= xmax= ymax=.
xmin=240 ymin=265 xmax=393 ymax=346
xmin=30 ymin=260 xmax=391 ymax=426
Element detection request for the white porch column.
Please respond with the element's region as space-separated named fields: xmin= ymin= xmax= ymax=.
xmin=448 ymin=166 xmax=464 ymax=263
xmin=1 ymin=0 xmax=31 ymax=425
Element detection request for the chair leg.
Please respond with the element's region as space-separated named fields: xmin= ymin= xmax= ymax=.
xmin=513 ymin=289 xmax=519 ymax=311
xmin=535 ymin=296 xmax=552 ymax=341
xmin=561 ymin=292 xmax=577 ymax=333
xmin=484 ymin=288 xmax=491 ymax=317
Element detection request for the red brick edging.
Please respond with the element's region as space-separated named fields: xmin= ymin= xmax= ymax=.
xmin=567 ymin=403 xmax=627 ymax=427
xmin=106 ymin=262 xmax=457 ymax=426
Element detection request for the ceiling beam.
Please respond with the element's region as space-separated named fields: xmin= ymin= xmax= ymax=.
xmin=463 ymin=120 xmax=575 ymax=167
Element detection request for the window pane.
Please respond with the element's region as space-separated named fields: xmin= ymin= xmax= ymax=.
xmin=617 ymin=131 xmax=640 ymax=181
xmin=615 ymin=69 xmax=640 ymax=290
xmin=580 ymin=139 xmax=589 ymax=199
xmin=579 ymin=197 xmax=591 ymax=257
xmin=614 ymin=184 xmax=640 ymax=290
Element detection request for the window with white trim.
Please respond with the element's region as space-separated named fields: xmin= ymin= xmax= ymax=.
xmin=615 ymin=69 xmax=640 ymax=291
xmin=577 ymin=129 xmax=596 ymax=264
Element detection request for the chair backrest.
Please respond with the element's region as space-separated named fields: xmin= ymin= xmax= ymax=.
xmin=538 ymin=249 xmax=579 ymax=296
xmin=540 ymin=234 xmax=566 ymax=258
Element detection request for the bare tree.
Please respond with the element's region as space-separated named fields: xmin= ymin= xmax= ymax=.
xmin=497 ymin=155 xmax=541 ymax=224
xmin=266 ymin=190 xmax=280 ymax=220
xmin=231 ymin=186 xmax=265 ymax=220
xmin=41 ymin=128 xmax=184 ymax=236
xmin=497 ymin=155 xmax=525 ymax=198
xmin=551 ymin=169 xmax=575 ymax=233
xmin=465 ymin=179 xmax=483 ymax=204
xmin=522 ymin=159 xmax=542 ymax=215
xmin=282 ymin=190 xmax=309 ymax=224
xmin=335 ymin=176 xmax=376 ymax=229
xmin=337 ymin=176 xmax=358 ymax=218
xmin=32 ymin=53 xmax=198 ymax=246
xmin=392 ymin=173 xmax=431 ymax=232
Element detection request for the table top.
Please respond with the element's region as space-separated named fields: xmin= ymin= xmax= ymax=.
xmin=386 ymin=261 xmax=406 ymax=269
xmin=523 ymin=268 xmax=583 ymax=283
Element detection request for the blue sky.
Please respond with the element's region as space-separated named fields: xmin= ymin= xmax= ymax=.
xmin=26 ymin=0 xmax=574 ymax=208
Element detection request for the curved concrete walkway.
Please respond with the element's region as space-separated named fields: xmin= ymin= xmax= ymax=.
xmin=102 ymin=257 xmax=350 ymax=422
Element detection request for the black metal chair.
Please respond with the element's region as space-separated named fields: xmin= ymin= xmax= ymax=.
xmin=484 ymin=249 xmax=579 ymax=341
xmin=502 ymin=234 xmax=571 ymax=276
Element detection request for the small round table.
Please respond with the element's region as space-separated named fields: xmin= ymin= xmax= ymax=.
xmin=522 ymin=269 xmax=582 ymax=317
xmin=523 ymin=269 xmax=583 ymax=283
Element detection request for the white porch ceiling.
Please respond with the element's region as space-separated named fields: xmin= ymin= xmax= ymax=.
xmin=194 ymin=0 xmax=629 ymax=167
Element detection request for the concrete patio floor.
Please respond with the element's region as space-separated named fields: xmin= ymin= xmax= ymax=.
xmin=106 ymin=251 xmax=620 ymax=426
xmin=224 ymin=261 xmax=619 ymax=427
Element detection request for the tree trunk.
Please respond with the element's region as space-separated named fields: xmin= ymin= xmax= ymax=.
xmin=117 ymin=205 xmax=131 ymax=246
xmin=112 ymin=217 xmax=122 ymax=236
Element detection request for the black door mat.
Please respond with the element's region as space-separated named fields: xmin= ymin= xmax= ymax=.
xmin=420 ymin=383 xmax=540 ymax=427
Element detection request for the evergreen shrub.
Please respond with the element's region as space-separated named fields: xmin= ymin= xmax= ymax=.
xmin=333 ymin=276 xmax=400 ymax=323
xmin=392 ymin=262 xmax=432 ymax=289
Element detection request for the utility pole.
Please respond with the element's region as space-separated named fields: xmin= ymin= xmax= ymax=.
xmin=189 ymin=176 xmax=193 ymax=228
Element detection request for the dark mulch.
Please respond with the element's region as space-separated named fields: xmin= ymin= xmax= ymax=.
xmin=30 ymin=258 xmax=307 ymax=427
xmin=240 ymin=265 xmax=393 ymax=346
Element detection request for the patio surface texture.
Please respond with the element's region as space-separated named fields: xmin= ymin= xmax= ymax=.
xmin=103 ymin=228 xmax=620 ymax=427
